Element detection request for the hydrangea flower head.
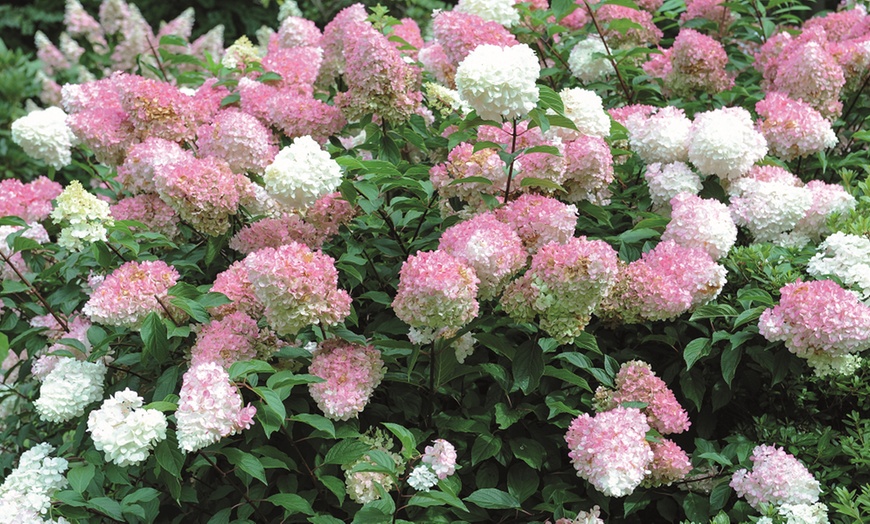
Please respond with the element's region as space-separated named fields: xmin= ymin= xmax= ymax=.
xmin=392 ymin=250 xmax=480 ymax=330
xmin=626 ymin=106 xmax=692 ymax=164
xmin=455 ymin=43 xmax=540 ymax=121
xmin=438 ymin=212 xmax=527 ymax=299
xmin=308 ymin=339 xmax=386 ymax=421
xmin=730 ymin=445 xmax=821 ymax=509
xmin=431 ymin=10 xmax=518 ymax=68
xmin=495 ymin=194 xmax=578 ymax=253
xmin=430 ymin=142 xmax=508 ymax=214
xmin=456 ymin=0 xmax=519 ymax=26
xmin=688 ymin=107 xmax=767 ymax=180
xmin=0 ymin=177 xmax=62 ymax=222
xmin=565 ymin=406 xmax=654 ymax=497
xmin=422 ymin=439 xmax=458 ymax=479
xmin=662 ymin=192 xmax=737 ymax=260
xmin=191 ymin=312 xmax=261 ymax=368
xmin=83 ymin=260 xmax=183 ymax=329
xmin=176 ymin=362 xmax=257 ymax=453
xmin=568 ymin=36 xmax=614 ymax=83
xmin=243 ymin=243 xmax=351 ymax=337
xmin=50 ymin=180 xmax=114 ymax=252
xmin=660 ymin=29 xmax=733 ymax=97
xmin=502 ymin=237 xmax=619 ymax=343
xmin=115 ymin=136 xmax=193 ymax=195
xmin=554 ymin=88 xmax=611 ymax=140
xmin=756 ymin=92 xmax=838 ymax=160
xmin=11 ymin=107 xmax=77 ymax=169
xmin=0 ymin=443 xmax=68 ymax=516
xmin=263 ymin=135 xmax=343 ymax=210
xmin=728 ymin=177 xmax=812 ymax=245
xmin=35 ymin=357 xmax=107 ymax=423
xmin=645 ymin=439 xmax=692 ymax=487
xmin=758 ymin=279 xmax=870 ymax=376
xmin=807 ymin=232 xmax=870 ymax=298
xmin=87 ymin=388 xmax=168 ymax=466
xmin=196 ymin=108 xmax=278 ymax=174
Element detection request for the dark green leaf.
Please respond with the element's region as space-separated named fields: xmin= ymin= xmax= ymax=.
xmin=465 ymin=488 xmax=521 ymax=509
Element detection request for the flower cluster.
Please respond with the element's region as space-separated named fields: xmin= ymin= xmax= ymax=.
xmin=502 ymin=237 xmax=619 ymax=343
xmin=728 ymin=176 xmax=813 ymax=245
xmin=308 ymin=339 xmax=386 ymax=421
xmin=409 ymin=438 xmax=459 ymax=492
xmin=35 ymin=357 xmax=107 ymax=423
xmin=564 ymin=407 xmax=654 ymax=497
xmin=10 ymin=106 xmax=77 ymax=169
xmin=115 ymin=137 xmax=192 ymax=194
xmin=175 ymin=362 xmax=257 ymax=453
xmin=568 ymin=36 xmax=613 ymax=84
xmin=83 ymin=260 xmax=183 ymax=329
xmin=807 ymin=232 xmax=870 ymax=298
xmin=662 ymin=192 xmax=737 ymax=260
xmin=555 ymin=88 xmax=611 ymax=140
xmin=51 ymin=180 xmax=115 ymax=251
xmin=210 ymin=261 xmax=264 ymax=319
xmin=87 ymin=388 xmax=168 ymax=466
xmin=263 ymin=136 xmax=344 ymax=210
xmin=625 ymin=106 xmax=691 ymax=165
xmin=429 ymin=142 xmax=508 ymax=213
xmin=644 ymin=162 xmax=702 ymax=210
xmin=756 ymin=92 xmax=838 ymax=160
xmin=731 ymin=445 xmax=821 ymax=510
xmin=645 ymin=440 xmax=693 ymax=487
xmin=758 ymin=279 xmax=870 ymax=376
xmin=111 ymin=193 xmax=180 ymax=239
xmin=687 ymin=107 xmax=768 ymax=180
xmin=191 ymin=312 xmax=261 ymax=368
xmin=0 ymin=177 xmax=62 ymax=223
xmin=495 ymin=194 xmax=578 ymax=253
xmin=648 ymin=29 xmax=733 ymax=97
xmin=243 ymin=243 xmax=352 ymax=337
xmin=455 ymin=43 xmax=539 ymax=121
xmin=392 ymin=250 xmax=479 ymax=330
xmin=0 ymin=443 xmax=68 ymax=516
xmin=595 ymin=361 xmax=691 ymax=435
xmin=562 ymin=134 xmax=614 ymax=205
xmin=438 ymin=212 xmax=526 ymax=299
xmin=195 ymin=108 xmax=278 ymax=174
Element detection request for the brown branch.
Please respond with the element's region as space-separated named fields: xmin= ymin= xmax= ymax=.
xmin=0 ymin=250 xmax=68 ymax=332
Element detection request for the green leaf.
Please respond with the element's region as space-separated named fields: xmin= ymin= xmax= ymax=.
xmin=228 ymin=359 xmax=275 ymax=380
xmin=472 ymin=141 xmax=503 ymax=152
xmin=121 ymin=488 xmax=160 ymax=505
xmin=509 ymin=438 xmax=545 ymax=469
xmin=524 ymin=145 xmax=561 ymax=156
xmin=465 ymin=488 xmax=521 ymax=510
xmin=142 ymin=401 xmax=178 ymax=412
xmin=68 ymin=463 xmax=95 ymax=493
xmin=290 ymin=413 xmax=335 ymax=438
xmin=140 ymin=313 xmax=168 ymax=363
xmin=409 ymin=490 xmax=469 ymax=511
xmin=268 ymin=493 xmax=315 ymax=516
xmin=537 ymin=85 xmax=564 ymax=113
xmin=721 ymin=345 xmax=743 ymax=387
xmin=507 ymin=463 xmax=539 ymax=503
xmin=471 ymin=434 xmax=501 ymax=466
xmin=220 ymin=93 xmax=240 ymax=107
xmin=155 ymin=437 xmax=184 ymax=477
xmin=258 ymin=71 xmax=283 ymax=83
xmin=323 ymin=439 xmax=370 ymax=465
xmin=222 ymin=448 xmax=268 ymax=485
xmin=512 ymin=343 xmax=544 ymax=394
xmin=159 ymin=35 xmax=186 ymax=46
xmin=255 ymin=386 xmax=287 ymax=425
xmin=683 ymin=338 xmax=712 ymax=370
xmin=0 ymin=333 xmax=8 ymax=367
xmin=382 ymin=422 xmax=417 ymax=458
xmin=88 ymin=497 xmax=124 ymax=520
xmin=169 ymin=296 xmax=209 ymax=323
xmin=689 ymin=304 xmax=738 ymax=321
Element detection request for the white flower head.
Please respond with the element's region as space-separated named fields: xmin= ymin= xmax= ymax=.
xmin=407 ymin=464 xmax=439 ymax=492
xmin=35 ymin=357 xmax=107 ymax=423
xmin=263 ymin=136 xmax=343 ymax=210
xmin=688 ymin=107 xmax=767 ymax=180
xmin=11 ymin=106 xmax=78 ymax=170
xmin=552 ymin=87 xmax=611 ymax=140
xmin=568 ymin=36 xmax=614 ymax=83
xmin=87 ymin=388 xmax=168 ymax=466
xmin=455 ymin=44 xmax=540 ymax=122
xmin=0 ymin=443 xmax=68 ymax=516
xmin=51 ymin=180 xmax=114 ymax=252
xmin=455 ymin=0 xmax=520 ymax=26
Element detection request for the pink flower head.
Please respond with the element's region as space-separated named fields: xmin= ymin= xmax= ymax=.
xmin=608 ymin=104 xmax=657 ymax=126
xmin=0 ymin=177 xmax=62 ymax=222
xmin=305 ymin=192 xmax=355 ymax=240
xmin=756 ymin=92 xmax=837 ymax=160
xmin=267 ymin=90 xmax=347 ymax=143
xmin=432 ymin=10 xmax=518 ymax=67
xmin=681 ymin=0 xmax=734 ymax=29
xmin=611 ymin=240 xmax=726 ymax=322
xmin=429 ymin=142 xmax=508 ymax=214
xmin=116 ymin=137 xmax=193 ymax=195
xmin=335 ymin=20 xmax=422 ymax=124
xmin=64 ymin=75 xmax=136 ymax=166
xmin=662 ymin=29 xmax=733 ymax=96
xmin=64 ymin=0 xmax=107 ymax=50
xmin=210 ymin=260 xmax=264 ymax=319
xmin=730 ymin=444 xmax=821 ymax=509
xmin=791 ymin=180 xmax=856 ymax=242
xmin=229 ymin=214 xmax=319 ymax=254
xmin=35 ymin=31 xmax=70 ymax=75
xmin=596 ymin=5 xmax=663 ymax=48
xmin=419 ymin=42 xmax=456 ymax=86
xmin=118 ymin=74 xmax=197 ymax=142
xmin=392 ymin=250 xmax=480 ymax=331
xmin=191 ymin=312 xmax=260 ymax=369
xmin=319 ymin=3 xmax=369 ymax=85
xmin=261 ymin=46 xmax=322 ymax=94
xmin=662 ymin=193 xmax=736 ymax=260
xmin=83 ymin=260 xmax=183 ymax=329
xmin=803 ymin=8 xmax=868 ymax=43
xmin=176 ymin=361 xmax=257 ymax=453
xmin=110 ymin=193 xmax=180 ymax=239
xmin=565 ymin=406 xmax=654 ymax=497
xmin=154 ymin=155 xmax=253 ymax=236
xmin=598 ymin=360 xmax=691 ymax=435
xmin=196 ymin=108 xmax=278 ymax=174
xmin=758 ymin=279 xmax=870 ymax=374
xmin=561 ymin=135 xmax=614 ymax=205
xmin=308 ymin=339 xmax=386 ymax=421
xmin=646 ymin=439 xmax=692 ymax=487
xmin=502 ymin=237 xmax=619 ymax=343
xmin=422 ymin=439 xmax=457 ymax=479
xmin=438 ymin=212 xmax=527 ymax=299
xmin=495 ymin=194 xmax=578 ymax=253
xmin=770 ymin=27 xmax=846 ymax=119
xmin=243 ymin=243 xmax=352 ymax=337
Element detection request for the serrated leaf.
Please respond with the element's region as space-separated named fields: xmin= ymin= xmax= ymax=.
xmin=448 ymin=176 xmax=494 ymax=186
xmin=228 ymin=359 xmax=275 ymax=380
xmin=519 ymin=177 xmax=566 ymax=192
xmin=222 ymin=448 xmax=267 ymax=485
xmin=471 ymin=434 xmax=501 ymax=466
xmin=140 ymin=312 xmax=168 ymax=363
xmin=409 ymin=490 xmax=468 ymax=511
xmin=382 ymin=422 xmax=416 ymax=458
xmin=465 ymin=488 xmax=520 ymax=509
xmin=68 ymin=463 xmax=95 ymax=493
xmin=291 ymin=413 xmax=335 ymax=438
xmin=323 ymin=439 xmax=370 ymax=465
xmin=88 ymin=497 xmax=123 ymax=520
xmin=155 ymin=437 xmax=184 ymax=477
xmin=537 ymin=85 xmax=564 ymax=113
